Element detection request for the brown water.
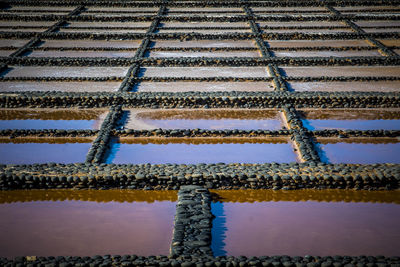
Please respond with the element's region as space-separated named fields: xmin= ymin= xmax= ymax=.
xmin=0 ymin=137 xmax=94 ymax=164
xmin=134 ymin=81 xmax=274 ymax=92
xmin=317 ymin=137 xmax=400 ymax=164
xmin=140 ymin=67 xmax=268 ymax=78
xmin=105 ymin=137 xmax=298 ymax=164
xmin=378 ymin=39 xmax=400 ymax=46
xmin=5 ymin=66 xmax=128 ymax=78
xmin=0 ymin=108 xmax=108 ymax=130
xmin=148 ymin=51 xmax=260 ymax=57
xmin=152 ymin=40 xmax=256 ymax=48
xmin=211 ymin=189 xmax=400 ymax=256
xmin=40 ymin=40 xmax=142 ymax=48
xmin=27 ymin=50 xmax=137 ymax=58
xmin=0 ymin=190 xmax=176 ymax=258
xmin=273 ymin=50 xmax=382 ymax=57
xmin=267 ymin=40 xmax=370 ymax=48
xmin=299 ymin=109 xmax=400 ymax=130
xmin=289 ymin=81 xmax=400 ymax=92
xmin=282 ymin=66 xmax=400 ymax=77
xmin=0 ymin=81 xmax=121 ymax=92
xmin=123 ymin=109 xmax=283 ymax=130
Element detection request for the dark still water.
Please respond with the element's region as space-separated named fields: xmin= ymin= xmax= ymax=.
xmin=211 ymin=189 xmax=400 ymax=257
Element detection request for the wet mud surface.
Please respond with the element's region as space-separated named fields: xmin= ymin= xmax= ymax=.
xmin=0 ymin=190 xmax=176 ymax=258
xmin=105 ymin=137 xmax=297 ymax=164
xmin=316 ymin=137 xmax=400 ymax=164
xmin=273 ymin=50 xmax=382 ymax=57
xmin=299 ymin=109 xmax=400 ymax=130
xmin=211 ymin=189 xmax=400 ymax=256
xmin=123 ymin=109 xmax=283 ymax=130
xmin=0 ymin=137 xmax=94 ymax=164
xmin=0 ymin=109 xmax=108 ymax=130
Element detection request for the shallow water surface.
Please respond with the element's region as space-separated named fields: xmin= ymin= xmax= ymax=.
xmin=0 ymin=81 xmax=121 ymax=92
xmin=289 ymin=81 xmax=400 ymax=92
xmin=105 ymin=137 xmax=297 ymax=164
xmin=140 ymin=67 xmax=268 ymax=78
xmin=0 ymin=109 xmax=107 ymax=130
xmin=134 ymin=82 xmax=274 ymax=92
xmin=0 ymin=190 xmax=176 ymax=258
xmin=0 ymin=137 xmax=93 ymax=164
xmin=316 ymin=137 xmax=400 ymax=164
xmin=300 ymin=109 xmax=400 ymax=130
xmin=123 ymin=109 xmax=283 ymax=130
xmin=211 ymin=189 xmax=400 ymax=256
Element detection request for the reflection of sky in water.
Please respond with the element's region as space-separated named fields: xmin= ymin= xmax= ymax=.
xmin=141 ymin=119 xmax=282 ymax=130
xmin=302 ymin=119 xmax=400 ymax=131
xmin=105 ymin=141 xmax=297 ymax=164
xmin=211 ymin=201 xmax=400 ymax=256
xmin=318 ymin=143 xmax=400 ymax=164
xmin=0 ymin=200 xmax=176 ymax=258
xmin=0 ymin=143 xmax=91 ymax=164
xmin=0 ymin=120 xmax=98 ymax=130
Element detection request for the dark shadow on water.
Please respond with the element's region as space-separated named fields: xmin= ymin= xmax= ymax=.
xmin=314 ymin=142 xmax=330 ymax=163
xmin=104 ymin=137 xmax=120 ymax=164
xmin=211 ymin=201 xmax=227 ymax=256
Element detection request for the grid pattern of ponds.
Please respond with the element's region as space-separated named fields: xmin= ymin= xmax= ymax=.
xmin=0 ymin=0 xmax=400 ymax=262
xmin=0 ymin=0 xmax=399 ymax=165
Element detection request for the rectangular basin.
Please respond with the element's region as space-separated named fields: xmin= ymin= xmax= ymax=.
xmin=147 ymin=51 xmax=260 ymax=57
xmin=40 ymin=40 xmax=142 ymax=48
xmin=316 ymin=137 xmax=400 ymax=164
xmin=152 ymin=40 xmax=256 ymax=48
xmin=288 ymin=81 xmax=400 ymax=92
xmin=0 ymin=39 xmax=29 ymax=47
xmin=0 ymin=137 xmax=94 ymax=164
xmin=105 ymin=137 xmax=298 ymax=164
xmin=140 ymin=67 xmax=268 ymax=78
xmin=299 ymin=109 xmax=400 ymax=130
xmin=377 ymin=39 xmax=400 ymax=46
xmin=282 ymin=66 xmax=400 ymax=77
xmin=266 ymin=40 xmax=371 ymax=48
xmin=0 ymin=190 xmax=176 ymax=258
xmin=272 ymin=50 xmax=382 ymax=57
xmin=211 ymin=189 xmax=400 ymax=256
xmin=133 ymin=81 xmax=274 ymax=92
xmin=0 ymin=81 xmax=121 ymax=92
xmin=122 ymin=109 xmax=283 ymax=130
xmin=0 ymin=108 xmax=108 ymax=130
xmin=0 ymin=50 xmax=14 ymax=57
xmin=27 ymin=50 xmax=137 ymax=58
xmin=4 ymin=66 xmax=128 ymax=78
